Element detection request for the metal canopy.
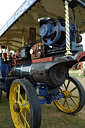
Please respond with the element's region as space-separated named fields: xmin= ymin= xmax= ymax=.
xmin=0 ymin=0 xmax=85 ymax=51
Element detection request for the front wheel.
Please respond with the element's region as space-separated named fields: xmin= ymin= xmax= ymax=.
xmin=9 ymin=79 xmax=41 ymax=128
xmin=54 ymin=76 xmax=85 ymax=114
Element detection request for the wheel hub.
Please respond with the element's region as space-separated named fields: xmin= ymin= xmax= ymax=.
xmin=13 ymin=103 xmax=20 ymax=113
xmin=63 ymin=90 xmax=71 ymax=98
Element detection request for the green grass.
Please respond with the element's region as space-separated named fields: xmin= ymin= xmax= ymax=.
xmin=69 ymin=73 xmax=84 ymax=77
xmin=0 ymin=91 xmax=85 ymax=128
xmin=69 ymin=70 xmax=84 ymax=77
xmin=0 ymin=93 xmax=14 ymax=128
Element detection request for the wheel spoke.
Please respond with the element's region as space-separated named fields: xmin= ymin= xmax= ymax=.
xmin=59 ymin=87 xmax=62 ymax=92
xmin=63 ymin=98 xmax=66 ymax=106
xmin=20 ymin=111 xmax=30 ymax=128
xmin=66 ymin=80 xmax=70 ymax=90
xmin=64 ymin=83 xmax=67 ymax=90
xmin=70 ymin=95 xmax=79 ymax=99
xmin=66 ymin=98 xmax=70 ymax=109
xmin=70 ymin=97 xmax=77 ymax=106
xmin=24 ymin=112 xmax=27 ymax=127
xmin=19 ymin=93 xmax=24 ymax=101
xmin=25 ymin=93 xmax=28 ymax=101
xmin=14 ymin=86 xmax=18 ymax=93
xmin=18 ymin=84 xmax=20 ymax=101
xmin=15 ymin=113 xmax=20 ymax=126
xmin=13 ymin=91 xmax=17 ymax=103
xmin=70 ymin=87 xmax=77 ymax=92
xmin=15 ymin=89 xmax=24 ymax=102
xmin=13 ymin=97 xmax=16 ymax=103
xmin=16 ymin=90 xmax=24 ymax=102
xmin=14 ymin=91 xmax=24 ymax=102
xmin=26 ymin=107 xmax=31 ymax=112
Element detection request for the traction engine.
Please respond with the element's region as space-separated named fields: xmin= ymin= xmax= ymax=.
xmin=0 ymin=0 xmax=85 ymax=128
xmin=7 ymin=17 xmax=85 ymax=128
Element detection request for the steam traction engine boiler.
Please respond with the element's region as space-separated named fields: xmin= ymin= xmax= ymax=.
xmin=0 ymin=0 xmax=85 ymax=128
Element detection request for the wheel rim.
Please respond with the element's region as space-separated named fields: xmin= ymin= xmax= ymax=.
xmin=9 ymin=82 xmax=31 ymax=128
xmin=54 ymin=77 xmax=80 ymax=113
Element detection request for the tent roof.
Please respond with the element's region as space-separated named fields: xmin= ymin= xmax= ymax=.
xmin=0 ymin=0 xmax=85 ymax=51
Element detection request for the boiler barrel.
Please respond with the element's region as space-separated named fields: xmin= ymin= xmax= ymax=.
xmin=11 ymin=62 xmax=67 ymax=88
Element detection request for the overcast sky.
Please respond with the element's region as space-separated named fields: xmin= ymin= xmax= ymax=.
xmin=0 ymin=0 xmax=85 ymax=50
xmin=0 ymin=0 xmax=25 ymax=29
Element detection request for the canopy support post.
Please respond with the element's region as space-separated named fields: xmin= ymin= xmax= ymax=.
xmin=22 ymin=30 xmax=25 ymax=47
xmin=65 ymin=0 xmax=72 ymax=56
xmin=7 ymin=40 xmax=10 ymax=61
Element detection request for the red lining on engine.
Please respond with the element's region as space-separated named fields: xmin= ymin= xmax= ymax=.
xmin=32 ymin=57 xmax=52 ymax=63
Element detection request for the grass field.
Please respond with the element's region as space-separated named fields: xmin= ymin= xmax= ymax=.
xmin=0 ymin=73 xmax=85 ymax=128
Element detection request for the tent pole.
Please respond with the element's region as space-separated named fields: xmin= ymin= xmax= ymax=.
xmin=65 ymin=0 xmax=72 ymax=56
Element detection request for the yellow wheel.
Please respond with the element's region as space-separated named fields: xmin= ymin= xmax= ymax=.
xmin=54 ymin=76 xmax=85 ymax=114
xmin=9 ymin=79 xmax=41 ymax=128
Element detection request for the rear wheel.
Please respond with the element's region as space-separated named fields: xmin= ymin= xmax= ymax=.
xmin=54 ymin=76 xmax=85 ymax=114
xmin=9 ymin=79 xmax=41 ymax=128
